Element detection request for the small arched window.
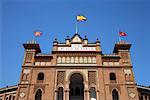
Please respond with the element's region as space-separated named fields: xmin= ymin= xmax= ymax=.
xmin=112 ymin=89 xmax=119 ymax=100
xmin=37 ymin=73 xmax=44 ymax=80
xmin=90 ymin=87 xmax=96 ymax=100
xmin=35 ymin=89 xmax=42 ymax=100
xmin=110 ymin=73 xmax=116 ymax=80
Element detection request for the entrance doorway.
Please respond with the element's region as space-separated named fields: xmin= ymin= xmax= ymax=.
xmin=69 ymin=73 xmax=84 ymax=100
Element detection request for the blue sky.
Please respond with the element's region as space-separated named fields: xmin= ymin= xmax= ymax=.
xmin=0 ymin=0 xmax=150 ymax=87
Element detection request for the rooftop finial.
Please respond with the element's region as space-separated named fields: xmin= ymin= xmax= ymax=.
xmin=54 ymin=38 xmax=57 ymax=41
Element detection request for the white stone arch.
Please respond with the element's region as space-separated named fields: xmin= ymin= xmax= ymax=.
xmin=57 ymin=57 xmax=62 ymax=63
xmin=62 ymin=57 xmax=66 ymax=63
xmin=34 ymin=88 xmax=44 ymax=94
xmin=70 ymin=57 xmax=74 ymax=63
xmin=111 ymin=88 xmax=120 ymax=94
xmin=88 ymin=57 xmax=92 ymax=63
xmin=84 ymin=57 xmax=87 ymax=63
xmin=79 ymin=57 xmax=83 ymax=63
xmin=75 ymin=57 xmax=79 ymax=63
xmin=57 ymin=83 xmax=65 ymax=90
xmin=92 ymin=57 xmax=96 ymax=63
xmin=89 ymin=84 xmax=97 ymax=90
xmin=67 ymin=71 xmax=87 ymax=82
xmin=66 ymin=57 xmax=70 ymax=63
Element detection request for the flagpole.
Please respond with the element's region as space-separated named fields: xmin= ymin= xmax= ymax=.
xmin=117 ymin=28 xmax=121 ymax=42
xmin=75 ymin=21 xmax=78 ymax=34
xmin=33 ymin=31 xmax=35 ymax=41
xmin=119 ymin=35 xmax=121 ymax=42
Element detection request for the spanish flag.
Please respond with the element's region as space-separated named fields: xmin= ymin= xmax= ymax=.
xmin=77 ymin=15 xmax=87 ymax=21
xmin=119 ymin=31 xmax=127 ymax=36
xmin=34 ymin=31 xmax=42 ymax=36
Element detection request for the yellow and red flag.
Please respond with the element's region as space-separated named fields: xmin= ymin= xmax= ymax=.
xmin=119 ymin=31 xmax=127 ymax=36
xmin=76 ymin=15 xmax=87 ymax=21
xmin=34 ymin=31 xmax=42 ymax=36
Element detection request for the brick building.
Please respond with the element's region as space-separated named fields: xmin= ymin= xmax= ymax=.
xmin=0 ymin=33 xmax=150 ymax=100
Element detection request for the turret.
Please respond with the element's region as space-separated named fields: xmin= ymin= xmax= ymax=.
xmin=83 ymin=35 xmax=88 ymax=45
xmin=23 ymin=40 xmax=41 ymax=65
xmin=95 ymin=38 xmax=101 ymax=52
xmin=65 ymin=36 xmax=70 ymax=45
xmin=113 ymin=41 xmax=131 ymax=65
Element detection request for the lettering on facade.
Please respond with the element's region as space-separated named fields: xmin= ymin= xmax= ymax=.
xmin=58 ymin=44 xmax=96 ymax=51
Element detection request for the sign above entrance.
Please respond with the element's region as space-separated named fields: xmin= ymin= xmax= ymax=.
xmin=58 ymin=44 xmax=96 ymax=51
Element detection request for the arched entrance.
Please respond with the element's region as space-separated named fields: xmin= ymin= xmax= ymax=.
xmin=69 ymin=73 xmax=84 ymax=100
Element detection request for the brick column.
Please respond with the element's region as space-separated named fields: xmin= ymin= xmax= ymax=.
xmin=143 ymin=95 xmax=146 ymax=100
xmin=2 ymin=93 xmax=6 ymax=100
xmin=63 ymin=90 xmax=65 ymax=100
xmin=54 ymin=90 xmax=58 ymax=100
xmin=87 ymin=90 xmax=90 ymax=100
xmin=65 ymin=81 xmax=70 ymax=100
xmin=147 ymin=95 xmax=149 ymax=100
xmin=84 ymin=90 xmax=89 ymax=100
xmin=96 ymin=90 xmax=100 ymax=100
xmin=65 ymin=90 xmax=69 ymax=100
xmin=84 ymin=81 xmax=89 ymax=100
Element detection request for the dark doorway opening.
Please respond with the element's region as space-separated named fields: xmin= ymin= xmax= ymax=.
xmin=69 ymin=73 xmax=84 ymax=100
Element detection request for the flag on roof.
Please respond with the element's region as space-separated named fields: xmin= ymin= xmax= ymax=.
xmin=76 ymin=15 xmax=87 ymax=21
xmin=119 ymin=31 xmax=127 ymax=36
xmin=34 ymin=31 xmax=42 ymax=36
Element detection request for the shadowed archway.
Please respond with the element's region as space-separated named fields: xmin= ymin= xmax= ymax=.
xmin=69 ymin=73 xmax=84 ymax=100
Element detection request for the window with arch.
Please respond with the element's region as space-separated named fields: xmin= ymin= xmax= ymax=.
xmin=57 ymin=87 xmax=63 ymax=100
xmin=71 ymin=57 xmax=74 ymax=63
xmin=75 ymin=57 xmax=79 ymax=63
xmin=88 ymin=57 xmax=92 ymax=63
xmin=112 ymin=89 xmax=119 ymax=100
xmin=110 ymin=73 xmax=116 ymax=80
xmin=92 ymin=57 xmax=96 ymax=63
xmin=79 ymin=57 xmax=83 ymax=63
xmin=66 ymin=57 xmax=70 ymax=63
xmin=90 ymin=87 xmax=96 ymax=100
xmin=125 ymin=74 xmax=130 ymax=81
xmin=84 ymin=57 xmax=87 ymax=63
xmin=62 ymin=57 xmax=65 ymax=63
xmin=37 ymin=73 xmax=44 ymax=80
xmin=35 ymin=89 xmax=42 ymax=100
xmin=57 ymin=57 xmax=62 ymax=63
